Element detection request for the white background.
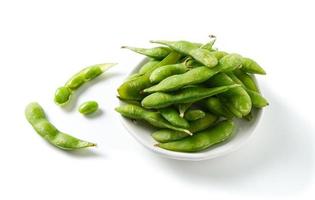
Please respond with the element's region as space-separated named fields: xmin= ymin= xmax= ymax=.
xmin=0 ymin=0 xmax=314 ymax=199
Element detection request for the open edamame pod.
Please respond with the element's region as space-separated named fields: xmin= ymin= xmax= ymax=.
xmin=25 ymin=102 xmax=96 ymax=150
xmin=54 ymin=63 xmax=116 ymax=106
xmin=156 ymin=120 xmax=235 ymax=152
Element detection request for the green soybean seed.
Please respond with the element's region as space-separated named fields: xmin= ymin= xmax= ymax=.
xmin=115 ymin=104 xmax=191 ymax=134
xmin=184 ymin=109 xmax=206 ymax=121
xmin=233 ymin=69 xmax=259 ymax=92
xmin=157 ymin=120 xmax=235 ymax=152
xmin=160 ymin=107 xmax=190 ymax=128
xmin=25 ymin=102 xmax=96 ymax=150
xmin=78 ymin=101 xmax=99 ymax=115
xmin=117 ymin=52 xmax=181 ymax=100
xmin=54 ymin=63 xmax=115 ymax=106
xmin=122 ymin=46 xmax=171 ymax=60
xmin=207 ymin=73 xmax=252 ymax=117
xmin=150 ymin=63 xmax=189 ymax=84
xmin=152 ymin=113 xmax=218 ymax=143
xmin=151 ymin=40 xmax=218 ymax=67
xmin=138 ymin=60 xmax=160 ymax=74
xmin=241 ymin=57 xmax=266 ymax=75
xmin=142 ymin=85 xmax=239 ymax=109
xmin=202 ymin=97 xmax=234 ymax=118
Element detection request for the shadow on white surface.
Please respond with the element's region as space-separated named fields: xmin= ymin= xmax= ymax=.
xmin=62 ymin=71 xmax=123 ymax=111
xmin=149 ymin=87 xmax=314 ymax=196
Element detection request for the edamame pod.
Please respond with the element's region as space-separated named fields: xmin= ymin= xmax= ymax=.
xmin=144 ymin=54 xmax=242 ymax=93
xmin=54 ymin=63 xmax=115 ymax=106
xmin=178 ymin=103 xmax=192 ymax=117
xmin=156 ymin=120 xmax=235 ymax=152
xmin=184 ymin=109 xmax=206 ymax=121
xmin=241 ymin=57 xmax=266 ymax=75
xmin=138 ymin=60 xmax=160 ymax=74
xmin=202 ymin=97 xmax=234 ymax=118
xmin=117 ymin=52 xmax=181 ymax=100
xmin=233 ymin=69 xmax=259 ymax=92
xmin=25 ymin=102 xmax=96 ymax=150
xmin=152 ymin=113 xmax=218 ymax=143
xmin=115 ymin=104 xmax=191 ymax=134
xmin=151 ymin=40 xmax=218 ymax=67
xmin=150 ymin=63 xmax=189 ymax=84
xmin=207 ymin=73 xmax=252 ymax=117
xmin=142 ymin=85 xmax=239 ymax=109
xmin=160 ymin=107 xmax=190 ymax=128
xmin=122 ymin=46 xmax=171 ymax=60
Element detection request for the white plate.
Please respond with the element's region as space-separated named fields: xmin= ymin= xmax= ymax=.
xmin=119 ymin=59 xmax=263 ymax=161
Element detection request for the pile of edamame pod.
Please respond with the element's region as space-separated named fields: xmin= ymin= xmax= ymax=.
xmin=116 ymin=37 xmax=268 ymax=153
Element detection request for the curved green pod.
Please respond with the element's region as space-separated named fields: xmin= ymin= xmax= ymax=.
xmin=202 ymin=97 xmax=234 ymax=118
xmin=150 ymin=63 xmax=189 ymax=84
xmin=25 ymin=102 xmax=96 ymax=150
xmin=142 ymin=85 xmax=239 ymax=109
xmin=117 ymin=52 xmax=181 ymax=100
xmin=160 ymin=107 xmax=190 ymax=128
xmin=122 ymin=46 xmax=171 ymax=60
xmin=157 ymin=120 xmax=235 ymax=152
xmin=115 ymin=104 xmax=191 ymax=134
xmin=184 ymin=109 xmax=206 ymax=121
xmin=241 ymin=57 xmax=266 ymax=75
xmin=152 ymin=113 xmax=218 ymax=143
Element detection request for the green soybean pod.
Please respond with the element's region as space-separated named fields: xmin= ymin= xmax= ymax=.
xmin=178 ymin=103 xmax=192 ymax=117
xmin=202 ymin=97 xmax=234 ymax=118
xmin=234 ymin=69 xmax=259 ymax=92
xmin=78 ymin=101 xmax=99 ymax=115
xmin=207 ymin=73 xmax=252 ymax=117
xmin=150 ymin=63 xmax=189 ymax=84
xmin=227 ymin=72 xmax=268 ymax=108
xmin=142 ymin=85 xmax=239 ymax=109
xmin=241 ymin=57 xmax=266 ymax=75
xmin=25 ymin=102 xmax=96 ymax=150
xmin=156 ymin=120 xmax=234 ymax=152
xmin=144 ymin=54 xmax=242 ymax=93
xmin=152 ymin=113 xmax=218 ymax=143
xmin=184 ymin=109 xmax=206 ymax=121
xmin=117 ymin=51 xmax=181 ymax=100
xmin=115 ymin=104 xmax=191 ymax=134
xmin=159 ymin=107 xmax=190 ymax=128
xmin=151 ymin=40 xmax=218 ymax=67
xmin=54 ymin=63 xmax=115 ymax=106
xmin=138 ymin=60 xmax=160 ymax=74
xmin=121 ymin=46 xmax=171 ymax=60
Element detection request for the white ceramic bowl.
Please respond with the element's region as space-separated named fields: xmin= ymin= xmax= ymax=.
xmin=119 ymin=59 xmax=263 ymax=161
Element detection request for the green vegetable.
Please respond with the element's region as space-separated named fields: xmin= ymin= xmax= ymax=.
xmin=142 ymin=85 xmax=239 ymax=109
xmin=25 ymin=102 xmax=96 ymax=150
xmin=152 ymin=113 xmax=218 ymax=143
xmin=156 ymin=120 xmax=234 ymax=152
xmin=117 ymin=52 xmax=181 ymax=100
xmin=202 ymin=97 xmax=234 ymax=118
xmin=78 ymin=101 xmax=99 ymax=115
xmin=115 ymin=104 xmax=191 ymax=134
xmin=241 ymin=57 xmax=266 ymax=75
xmin=54 ymin=63 xmax=115 ymax=105
xmin=122 ymin=46 xmax=171 ymax=60
xmin=160 ymin=107 xmax=189 ymax=128
xmin=233 ymin=69 xmax=259 ymax=92
xmin=150 ymin=63 xmax=189 ymax=84
xmin=143 ymin=54 xmax=242 ymax=93
xmin=184 ymin=109 xmax=206 ymax=121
